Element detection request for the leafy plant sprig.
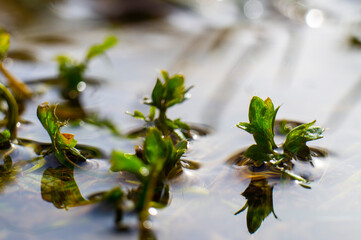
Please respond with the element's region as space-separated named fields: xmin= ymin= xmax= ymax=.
xmin=128 ymin=70 xmax=192 ymax=142
xmin=110 ymin=127 xmax=187 ymax=231
xmin=237 ymin=96 xmax=324 ymax=184
xmin=37 ymin=102 xmax=86 ymax=167
xmin=56 ymin=36 xmax=117 ymax=100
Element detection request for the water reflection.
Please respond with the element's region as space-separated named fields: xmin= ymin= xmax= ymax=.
xmin=235 ymin=176 xmax=276 ymax=234
xmin=0 ymin=155 xmax=17 ymax=193
xmin=41 ymin=166 xmax=90 ymax=209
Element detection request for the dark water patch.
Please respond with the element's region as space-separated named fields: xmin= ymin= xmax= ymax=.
xmin=7 ymin=49 xmax=37 ymax=62
xmin=27 ymin=35 xmax=73 ymax=45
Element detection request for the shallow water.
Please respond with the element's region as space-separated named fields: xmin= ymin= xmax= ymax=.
xmin=1 ymin=1 xmax=361 ymax=239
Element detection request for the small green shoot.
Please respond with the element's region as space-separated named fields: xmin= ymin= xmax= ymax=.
xmin=128 ymin=70 xmax=192 ymax=141
xmin=237 ymin=96 xmax=325 ymax=185
xmin=37 ymin=102 xmax=86 ymax=167
xmin=111 ymin=127 xmax=187 ymax=230
xmin=56 ymin=36 xmax=117 ymax=100
xmin=237 ymin=97 xmax=279 ymax=152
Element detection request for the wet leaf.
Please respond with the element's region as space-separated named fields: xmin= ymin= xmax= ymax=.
xmin=144 ymin=128 xmax=168 ymax=167
xmin=237 ymin=96 xmax=279 ymax=152
xmin=85 ymin=36 xmax=118 ymax=61
xmin=244 ymin=145 xmax=272 ymax=166
xmin=37 ymin=103 xmax=86 ymax=166
xmin=283 ymin=120 xmax=324 ymax=159
xmin=151 ymin=79 xmax=164 ymax=109
xmin=111 ymin=150 xmax=149 ymax=178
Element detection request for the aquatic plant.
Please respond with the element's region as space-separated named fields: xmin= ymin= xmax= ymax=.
xmin=111 ymin=127 xmax=187 ymax=233
xmin=236 ymin=96 xmax=324 ymax=184
xmin=37 ymin=102 xmax=86 ymax=167
xmin=0 ymin=31 xmax=33 ymax=99
xmin=56 ymin=36 xmax=117 ymax=100
xmin=128 ymin=70 xmax=192 ymax=142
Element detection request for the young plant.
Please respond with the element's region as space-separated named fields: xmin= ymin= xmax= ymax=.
xmin=56 ymin=36 xmax=117 ymax=100
xmin=110 ymin=127 xmax=187 ymax=232
xmin=37 ymin=102 xmax=86 ymax=167
xmin=128 ymin=70 xmax=192 ymax=141
xmin=237 ymin=96 xmax=324 ymax=184
xmin=0 ymin=31 xmax=33 ymax=99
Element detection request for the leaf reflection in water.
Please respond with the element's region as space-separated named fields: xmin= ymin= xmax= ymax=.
xmin=41 ymin=166 xmax=90 ymax=210
xmin=235 ymin=177 xmax=276 ymax=234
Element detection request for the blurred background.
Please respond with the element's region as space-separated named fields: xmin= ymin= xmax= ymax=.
xmin=2 ymin=1 xmax=361 ymax=239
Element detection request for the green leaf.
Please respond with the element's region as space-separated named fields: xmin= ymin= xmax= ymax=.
xmin=161 ymin=70 xmax=169 ymax=81
xmin=127 ymin=110 xmax=146 ymax=120
xmin=165 ymin=119 xmax=178 ymax=129
xmin=110 ymin=150 xmax=149 ymax=178
xmin=144 ymin=128 xmax=168 ymax=168
xmin=0 ymin=129 xmax=10 ymax=140
xmin=148 ymin=106 xmax=156 ymax=121
xmin=237 ymin=96 xmax=279 ymax=152
xmin=173 ymin=119 xmax=190 ymax=131
xmin=37 ymin=103 xmax=86 ymax=166
xmin=0 ymin=32 xmax=10 ymax=61
xmin=151 ymin=79 xmax=164 ymax=109
xmin=164 ymin=74 xmax=185 ymax=107
xmin=85 ymin=36 xmax=117 ymax=62
xmin=244 ymin=145 xmax=273 ymax=166
xmin=283 ymin=120 xmax=324 ymax=158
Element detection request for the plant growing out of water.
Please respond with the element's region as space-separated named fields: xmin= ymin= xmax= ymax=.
xmin=37 ymin=103 xmax=87 ymax=167
xmin=56 ymin=36 xmax=117 ymax=100
xmin=128 ymin=70 xmax=193 ymax=142
xmin=237 ymin=96 xmax=324 ymax=185
xmin=110 ymin=127 xmax=187 ymax=232
xmin=0 ymin=31 xmax=33 ymax=100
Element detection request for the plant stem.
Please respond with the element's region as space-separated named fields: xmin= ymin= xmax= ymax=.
xmin=0 ymin=82 xmax=18 ymax=139
xmin=138 ymin=165 xmax=161 ymax=232
xmin=0 ymin=62 xmax=32 ymax=99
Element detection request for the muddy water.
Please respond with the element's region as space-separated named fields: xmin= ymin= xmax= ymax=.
xmin=1 ymin=1 xmax=361 ymax=239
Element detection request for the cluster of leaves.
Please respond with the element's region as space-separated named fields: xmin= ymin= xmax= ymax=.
xmin=37 ymin=102 xmax=86 ymax=167
xmin=237 ymin=96 xmax=324 ymax=184
xmin=128 ymin=70 xmax=192 ymax=142
xmin=56 ymin=36 xmax=117 ymax=100
xmin=110 ymin=127 xmax=187 ymax=229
